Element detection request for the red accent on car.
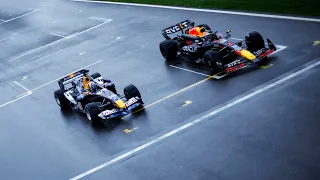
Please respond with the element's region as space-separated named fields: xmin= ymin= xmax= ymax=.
xmin=226 ymin=63 xmax=245 ymax=73
xmin=235 ymin=51 xmax=242 ymax=56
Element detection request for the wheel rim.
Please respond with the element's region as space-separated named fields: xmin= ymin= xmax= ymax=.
xmin=55 ymin=95 xmax=61 ymax=106
xmin=85 ymin=109 xmax=92 ymax=121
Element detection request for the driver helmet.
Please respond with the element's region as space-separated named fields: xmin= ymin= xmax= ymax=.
xmin=82 ymin=75 xmax=91 ymax=90
xmin=89 ymin=82 xmax=97 ymax=93
xmin=195 ymin=27 xmax=206 ymax=37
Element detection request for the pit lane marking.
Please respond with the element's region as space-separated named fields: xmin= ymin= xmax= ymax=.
xmin=313 ymin=40 xmax=320 ymax=46
xmin=50 ymin=33 xmax=66 ymax=38
xmin=169 ymin=65 xmax=210 ymax=77
xmin=124 ymin=127 xmax=138 ymax=133
xmin=70 ymin=58 xmax=320 ymax=180
xmin=71 ymin=0 xmax=320 ymax=22
xmin=8 ymin=18 xmax=112 ymax=62
xmin=66 ymin=17 xmax=112 ymax=38
xmin=0 ymin=60 xmax=102 ymax=109
xmin=0 ymin=33 xmax=18 ymax=42
xmin=260 ymin=64 xmax=273 ymax=69
xmin=183 ymin=100 xmax=192 ymax=106
xmin=0 ymin=9 xmax=39 ymax=25
xmin=0 ymin=92 xmax=32 ymax=108
xmin=13 ymin=81 xmax=32 ymax=93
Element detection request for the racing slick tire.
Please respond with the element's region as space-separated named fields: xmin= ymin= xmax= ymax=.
xmin=90 ymin=72 xmax=101 ymax=79
xmin=204 ymin=50 xmax=224 ymax=74
xmin=54 ymin=89 xmax=69 ymax=109
xmin=159 ymin=39 xmax=178 ymax=60
xmin=198 ymin=24 xmax=211 ymax=30
xmin=85 ymin=102 xmax=101 ymax=125
xmin=245 ymin=31 xmax=265 ymax=52
xmin=124 ymin=84 xmax=141 ymax=100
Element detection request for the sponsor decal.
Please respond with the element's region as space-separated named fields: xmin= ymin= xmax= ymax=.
xmin=103 ymin=109 xmax=117 ymax=116
xmin=226 ymin=60 xmax=241 ymax=68
xmin=226 ymin=63 xmax=245 ymax=73
xmin=164 ymin=21 xmax=189 ymax=34
xmin=182 ymin=46 xmax=197 ymax=52
xmin=254 ymin=49 xmax=265 ymax=56
xmin=125 ymin=98 xmax=137 ymax=107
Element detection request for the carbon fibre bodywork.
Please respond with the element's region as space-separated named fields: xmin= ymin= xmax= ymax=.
xmin=159 ymin=19 xmax=277 ymax=78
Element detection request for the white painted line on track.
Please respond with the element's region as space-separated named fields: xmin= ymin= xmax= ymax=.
xmin=16 ymin=91 xmax=32 ymax=98
xmin=70 ymin=0 xmax=320 ymax=23
xmin=66 ymin=18 xmax=112 ymax=38
xmin=169 ymin=65 xmax=210 ymax=77
xmin=0 ymin=33 xmax=18 ymax=42
xmin=30 ymin=60 xmax=103 ymax=91
xmin=271 ymin=45 xmax=287 ymax=55
xmin=0 ymin=92 xmax=32 ymax=108
xmin=69 ymin=58 xmax=320 ymax=180
xmin=0 ymin=60 xmax=102 ymax=109
xmin=89 ymin=16 xmax=110 ymax=21
xmin=0 ymin=9 xmax=39 ymax=25
xmin=8 ymin=37 xmax=66 ymax=62
xmin=13 ymin=81 xmax=31 ymax=93
xmin=50 ymin=33 xmax=66 ymax=38
xmin=8 ymin=19 xmax=112 ymax=62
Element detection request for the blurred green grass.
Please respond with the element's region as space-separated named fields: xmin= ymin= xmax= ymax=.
xmin=102 ymin=0 xmax=320 ymax=16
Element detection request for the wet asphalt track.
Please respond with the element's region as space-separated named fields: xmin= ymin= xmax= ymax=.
xmin=0 ymin=0 xmax=320 ymax=179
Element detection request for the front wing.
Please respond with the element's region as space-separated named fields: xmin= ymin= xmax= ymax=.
xmin=98 ymin=97 xmax=143 ymax=120
xmin=212 ymin=46 xmax=276 ymax=79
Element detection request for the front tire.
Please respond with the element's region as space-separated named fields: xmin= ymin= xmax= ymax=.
xmin=124 ymin=84 xmax=141 ymax=100
xmin=159 ymin=39 xmax=178 ymax=60
xmin=54 ymin=89 xmax=69 ymax=109
xmin=204 ymin=50 xmax=224 ymax=74
xmin=245 ymin=31 xmax=265 ymax=52
xmin=85 ymin=102 xmax=101 ymax=125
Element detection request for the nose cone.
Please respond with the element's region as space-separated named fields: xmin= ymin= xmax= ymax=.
xmin=240 ymin=49 xmax=256 ymax=60
xmin=115 ymin=99 xmax=126 ymax=109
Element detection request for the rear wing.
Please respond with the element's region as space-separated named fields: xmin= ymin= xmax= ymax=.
xmin=58 ymin=69 xmax=89 ymax=90
xmin=161 ymin=19 xmax=194 ymax=39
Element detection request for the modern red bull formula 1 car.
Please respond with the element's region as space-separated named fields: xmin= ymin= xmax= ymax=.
xmin=159 ymin=19 xmax=277 ymax=79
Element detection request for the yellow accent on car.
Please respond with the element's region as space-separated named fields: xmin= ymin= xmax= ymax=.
xmin=240 ymin=49 xmax=256 ymax=60
xmin=115 ymin=99 xmax=126 ymax=109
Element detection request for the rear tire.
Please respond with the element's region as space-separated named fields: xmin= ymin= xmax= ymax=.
xmin=245 ymin=31 xmax=265 ymax=52
xmin=90 ymin=72 xmax=101 ymax=79
xmin=204 ymin=50 xmax=224 ymax=74
xmin=159 ymin=39 xmax=178 ymax=60
xmin=54 ymin=89 xmax=69 ymax=109
xmin=85 ymin=102 xmax=101 ymax=125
